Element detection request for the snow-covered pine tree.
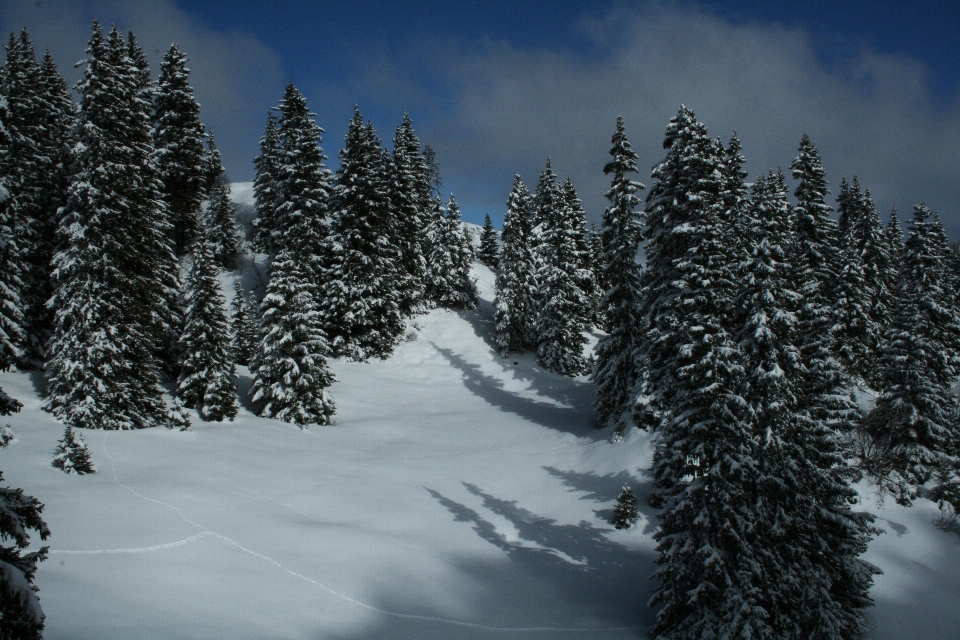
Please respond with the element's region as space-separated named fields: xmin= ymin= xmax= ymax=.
xmin=559 ymin=178 xmax=598 ymax=329
xmin=0 ymin=385 xmax=22 ymax=416
xmin=320 ymin=108 xmax=404 ymax=359
xmin=788 ymin=134 xmax=857 ymax=440
xmin=477 ymin=214 xmax=500 ymax=269
xmin=0 ymin=87 xmax=26 ymax=372
xmin=611 ymin=484 xmax=639 ymax=530
xmin=251 ymin=247 xmax=336 ymax=425
xmin=425 ymin=195 xmax=479 ymax=309
xmin=272 ymin=83 xmax=332 ymax=273
xmin=230 ymin=280 xmax=259 ymax=367
xmin=201 ymin=131 xmax=241 ymax=268
xmin=390 ymin=113 xmax=430 ymax=313
xmin=45 ymin=23 xmax=170 ymax=430
xmin=493 ymin=175 xmax=538 ymax=356
xmin=593 ymin=116 xmax=644 ymax=433
xmin=737 ymin=170 xmax=878 ymax=638
xmin=867 ymin=202 xmax=960 ymax=504
xmin=929 ymin=215 xmax=960 ymax=366
xmin=2 ymin=31 xmax=75 ymax=368
xmin=51 ymin=425 xmax=95 ymax=474
xmin=177 ymin=240 xmax=238 ymax=422
xmin=643 ymin=106 xmax=759 ymax=638
xmin=153 ymin=43 xmax=206 ymax=256
xmin=534 ymin=175 xmax=589 ymax=377
xmin=251 ymin=111 xmax=281 ymax=254
xmin=0 ymin=470 xmax=49 ymax=640
xmin=531 ymin=158 xmax=559 ymax=283
xmin=886 ymin=206 xmax=904 ymax=266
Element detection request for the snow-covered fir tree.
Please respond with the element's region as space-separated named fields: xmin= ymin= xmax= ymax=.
xmin=534 ymin=175 xmax=589 ymax=377
xmin=0 ymin=89 xmax=26 ymax=372
xmin=1 ymin=31 xmax=75 ymax=368
xmin=201 ymin=131 xmax=241 ymax=268
xmin=493 ymin=175 xmax=538 ymax=356
xmin=559 ymin=178 xmax=598 ymax=329
xmin=425 ymin=195 xmax=478 ymax=310
xmin=390 ymin=113 xmax=430 ymax=313
xmin=45 ymin=24 xmax=171 ymax=430
xmin=320 ymin=108 xmax=404 ymax=359
xmin=788 ymin=134 xmax=857 ymax=441
xmin=593 ymin=116 xmax=644 ymax=433
xmin=737 ymin=170 xmax=878 ymax=638
xmin=230 ymin=280 xmax=260 ymax=367
xmin=177 ymin=240 xmax=238 ymax=422
xmin=251 ymin=247 xmax=336 ymax=425
xmin=867 ymin=202 xmax=959 ymax=504
xmin=251 ymin=111 xmax=281 ymax=254
xmin=0 ymin=470 xmax=50 ymax=640
xmin=51 ymin=425 xmax=95 ymax=474
xmin=477 ymin=213 xmax=500 ymax=269
xmin=153 ymin=43 xmax=206 ymax=256
xmin=611 ymin=483 xmax=639 ymax=530
xmin=272 ymin=83 xmax=332 ymax=273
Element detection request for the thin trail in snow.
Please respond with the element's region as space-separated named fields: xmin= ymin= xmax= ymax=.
xmin=77 ymin=432 xmax=639 ymax=635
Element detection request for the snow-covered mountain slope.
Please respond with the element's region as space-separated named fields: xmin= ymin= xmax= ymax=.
xmin=1 ymin=231 xmax=959 ymax=638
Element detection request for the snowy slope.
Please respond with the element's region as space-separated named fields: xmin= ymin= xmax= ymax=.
xmin=0 ymin=186 xmax=957 ymax=639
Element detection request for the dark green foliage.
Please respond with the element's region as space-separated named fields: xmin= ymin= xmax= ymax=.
xmin=424 ymin=195 xmax=478 ymax=309
xmin=0 ymin=93 xmax=25 ymax=371
xmin=178 ymin=241 xmax=238 ymax=422
xmin=612 ymin=484 xmax=638 ymax=530
xmin=252 ymin=248 xmax=336 ymax=425
xmin=251 ymin=112 xmax=281 ymax=254
xmin=0 ymin=470 xmax=50 ymax=640
xmin=202 ymin=131 xmax=241 ymax=269
xmin=494 ymin=176 xmax=538 ymax=356
xmin=391 ymin=114 xmax=430 ymax=312
xmin=230 ymin=280 xmax=259 ymax=367
xmin=477 ymin=214 xmax=500 ymax=269
xmin=45 ymin=24 xmax=171 ymax=430
xmin=534 ymin=171 xmax=589 ymax=377
xmin=321 ymin=108 xmax=404 ymax=359
xmin=593 ymin=116 xmax=644 ymax=433
xmin=560 ymin=178 xmax=597 ymax=328
xmin=153 ymin=43 xmax=207 ymax=256
xmin=51 ymin=425 xmax=95 ymax=474
xmin=867 ymin=203 xmax=960 ymax=504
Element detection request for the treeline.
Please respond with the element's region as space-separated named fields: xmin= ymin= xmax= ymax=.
xmin=491 ymin=106 xmax=957 ymax=638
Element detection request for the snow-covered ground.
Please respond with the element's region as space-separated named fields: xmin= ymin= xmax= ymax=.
xmin=1 ymin=189 xmax=958 ymax=639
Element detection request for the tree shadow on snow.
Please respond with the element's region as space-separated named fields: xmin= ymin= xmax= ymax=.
xmin=322 ymin=482 xmax=653 ymax=640
xmin=433 ymin=345 xmax=604 ymax=441
xmin=542 ymin=467 xmax=659 ymax=536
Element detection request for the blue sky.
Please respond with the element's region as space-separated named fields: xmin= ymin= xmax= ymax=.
xmin=3 ymin=1 xmax=959 ymax=234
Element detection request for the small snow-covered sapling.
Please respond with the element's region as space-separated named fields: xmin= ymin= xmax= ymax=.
xmin=612 ymin=483 xmax=639 ymax=530
xmin=52 ymin=425 xmax=95 ymax=475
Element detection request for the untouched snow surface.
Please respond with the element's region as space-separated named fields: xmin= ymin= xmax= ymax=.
xmin=0 ymin=188 xmax=957 ymax=638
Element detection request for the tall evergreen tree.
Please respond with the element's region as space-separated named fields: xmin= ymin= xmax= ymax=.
xmin=643 ymin=106 xmax=757 ymax=638
xmin=534 ymin=175 xmax=589 ymax=377
xmin=477 ymin=214 xmax=500 ymax=269
xmin=0 ymin=80 xmax=26 ymax=371
xmin=153 ymin=43 xmax=206 ymax=256
xmin=493 ymin=175 xmax=538 ymax=355
xmin=201 ymin=131 xmax=241 ymax=268
xmin=0 ymin=470 xmax=50 ymax=640
xmin=593 ymin=116 xmax=644 ymax=433
xmin=867 ymin=203 xmax=960 ymax=504
xmin=45 ymin=23 xmax=171 ymax=430
xmin=320 ymin=108 xmax=404 ymax=359
xmin=178 ymin=241 xmax=238 ymax=422
xmin=251 ymin=111 xmax=281 ymax=254
xmin=789 ymin=134 xmax=857 ymax=439
xmin=230 ymin=280 xmax=259 ymax=367
xmin=272 ymin=83 xmax=332 ymax=271
xmin=390 ymin=113 xmax=430 ymax=312
xmin=251 ymin=247 xmax=336 ymax=425
xmin=425 ymin=195 xmax=479 ymax=309
xmin=559 ymin=178 xmax=598 ymax=328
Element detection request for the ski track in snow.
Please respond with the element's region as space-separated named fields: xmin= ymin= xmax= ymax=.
xmin=49 ymin=432 xmax=638 ymax=636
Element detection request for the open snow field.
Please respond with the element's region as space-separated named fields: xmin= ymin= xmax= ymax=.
xmin=1 ymin=191 xmax=958 ymax=638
